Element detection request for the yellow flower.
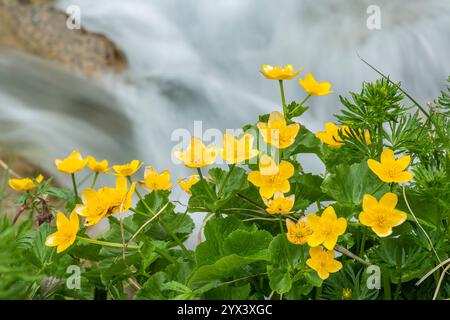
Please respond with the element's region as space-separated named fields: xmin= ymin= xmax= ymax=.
xmin=106 ymin=176 xmax=136 ymax=214
xmin=178 ymin=174 xmax=200 ymax=194
xmin=222 ymin=133 xmax=259 ymax=164
xmin=75 ymin=177 xmax=135 ymax=226
xmin=368 ymin=149 xmax=413 ymax=183
xmin=359 ymin=192 xmax=407 ymax=237
xmin=342 ymin=288 xmax=352 ymax=300
xmin=75 ymin=188 xmax=111 ymax=226
xmin=263 ymin=192 xmax=295 ymax=214
xmin=260 ymin=64 xmax=301 ymax=80
xmin=257 ymin=111 xmax=300 ymax=149
xmin=45 ymin=211 xmax=79 ymax=253
xmin=286 ymin=218 xmax=313 ymax=245
xmin=317 ymin=123 xmax=371 ymax=148
xmin=247 ymin=155 xmax=294 ymax=198
xmin=8 ymin=174 xmax=43 ymax=191
xmin=174 ymin=137 xmax=220 ymax=168
xmin=55 ymin=150 xmax=88 ymax=174
xmin=306 ymin=246 xmax=342 ymax=280
xmin=299 ymin=72 xmax=333 ymax=96
xmin=307 ymin=206 xmax=347 ymax=250
xmin=86 ymin=156 xmax=110 ymax=173
xmin=139 ymin=166 xmax=172 ymax=191
xmin=113 ymin=160 xmax=143 ymax=177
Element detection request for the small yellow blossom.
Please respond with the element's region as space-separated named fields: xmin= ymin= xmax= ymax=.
xmin=86 ymin=156 xmax=110 ymax=173
xmin=307 ymin=206 xmax=347 ymax=250
xmin=263 ymin=192 xmax=295 ymax=214
xmin=222 ymin=133 xmax=259 ymax=164
xmin=55 ymin=150 xmax=88 ymax=174
xmin=247 ymin=155 xmax=294 ymax=198
xmin=36 ymin=174 xmax=44 ymax=184
xmin=178 ymin=174 xmax=200 ymax=194
xmin=113 ymin=160 xmax=143 ymax=177
xmin=257 ymin=111 xmax=300 ymax=149
xmin=367 ymin=149 xmax=414 ymax=183
xmin=306 ymin=246 xmax=342 ymax=280
xmin=342 ymin=288 xmax=352 ymax=300
xmin=75 ymin=177 xmax=135 ymax=226
xmin=317 ymin=123 xmax=371 ymax=147
xmin=359 ymin=192 xmax=407 ymax=237
xmin=260 ymin=64 xmax=301 ymax=80
xmin=286 ymin=218 xmax=313 ymax=245
xmin=9 ymin=174 xmax=43 ymax=191
xmin=174 ymin=137 xmax=220 ymax=168
xmin=45 ymin=211 xmax=79 ymax=253
xmin=139 ymin=166 xmax=172 ymax=191
xmin=299 ymin=72 xmax=333 ymax=96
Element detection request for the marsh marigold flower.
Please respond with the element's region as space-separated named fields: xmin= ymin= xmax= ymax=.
xmin=307 ymin=206 xmax=347 ymax=250
xmin=306 ymin=246 xmax=342 ymax=280
xmin=113 ymin=160 xmax=143 ymax=177
xmin=178 ymin=174 xmax=200 ymax=194
xmin=76 ymin=177 xmax=135 ymax=226
xmin=174 ymin=137 xmax=220 ymax=168
xmin=86 ymin=156 xmax=110 ymax=173
xmin=367 ymin=149 xmax=413 ymax=183
xmin=286 ymin=218 xmax=313 ymax=245
xmin=55 ymin=150 xmax=88 ymax=174
xmin=263 ymin=192 xmax=295 ymax=214
xmin=260 ymin=64 xmax=301 ymax=80
xmin=257 ymin=111 xmax=300 ymax=149
xmin=299 ymin=72 xmax=333 ymax=96
xmin=248 ymin=155 xmax=294 ymax=198
xmin=317 ymin=123 xmax=371 ymax=147
xmin=222 ymin=133 xmax=259 ymax=164
xmin=9 ymin=174 xmax=43 ymax=191
xmin=139 ymin=166 xmax=172 ymax=191
xmin=358 ymin=192 xmax=407 ymax=237
xmin=45 ymin=211 xmax=79 ymax=253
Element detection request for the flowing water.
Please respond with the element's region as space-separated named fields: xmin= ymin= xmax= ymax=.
xmin=0 ymin=0 xmax=449 ymax=243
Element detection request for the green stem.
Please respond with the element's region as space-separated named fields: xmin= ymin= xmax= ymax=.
xmin=278 ymin=80 xmax=287 ymax=116
xmin=359 ymin=230 xmax=366 ymax=258
xmin=383 ymin=272 xmax=391 ymax=300
xmin=218 ymin=164 xmax=235 ymax=197
xmin=129 ymin=177 xmax=190 ymax=255
xmin=77 ymin=236 xmax=140 ymax=249
xmin=197 ymin=168 xmax=215 ymax=201
xmin=71 ymin=174 xmax=79 ymax=201
xmin=290 ymin=94 xmax=311 ymax=115
xmin=90 ymin=172 xmax=99 ymax=189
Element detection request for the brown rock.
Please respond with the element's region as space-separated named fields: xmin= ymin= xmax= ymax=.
xmin=0 ymin=0 xmax=127 ymax=75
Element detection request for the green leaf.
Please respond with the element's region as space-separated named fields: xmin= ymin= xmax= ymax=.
xmin=287 ymin=101 xmax=309 ymax=119
xmin=223 ymin=229 xmax=273 ymax=258
xmin=195 ymin=216 xmax=244 ymax=266
xmin=47 ymin=187 xmax=73 ymax=200
xmin=321 ymin=161 xmax=388 ymax=206
xmin=204 ymin=283 xmax=251 ymax=300
xmin=267 ymin=265 xmax=292 ymax=294
xmin=284 ymin=126 xmax=322 ymax=156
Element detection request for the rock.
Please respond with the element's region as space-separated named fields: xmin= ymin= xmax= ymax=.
xmin=0 ymin=0 xmax=127 ymax=75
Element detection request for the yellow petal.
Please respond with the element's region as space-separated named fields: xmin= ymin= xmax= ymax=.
xmin=380 ymin=149 xmax=396 ymax=165
xmin=393 ymin=171 xmax=414 ymax=183
xmin=362 ymin=194 xmax=378 ymax=212
xmin=379 ymin=192 xmax=398 ymax=210
xmin=396 ymin=155 xmax=411 ymax=171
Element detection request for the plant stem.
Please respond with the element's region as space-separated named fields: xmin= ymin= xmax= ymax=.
xmin=76 ymin=236 xmax=140 ymax=249
xmin=383 ymin=272 xmax=391 ymax=300
xmin=129 ymin=177 xmax=190 ymax=255
xmin=197 ymin=168 xmax=215 ymax=201
xmin=90 ymin=172 xmax=99 ymax=189
xmin=290 ymin=94 xmax=311 ymax=115
xmin=359 ymin=230 xmax=366 ymax=258
xmin=218 ymin=164 xmax=235 ymax=197
xmin=278 ymin=80 xmax=287 ymax=116
xmin=71 ymin=173 xmax=79 ymax=201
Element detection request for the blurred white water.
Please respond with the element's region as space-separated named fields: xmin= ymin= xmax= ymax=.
xmin=0 ymin=0 xmax=449 ymax=243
